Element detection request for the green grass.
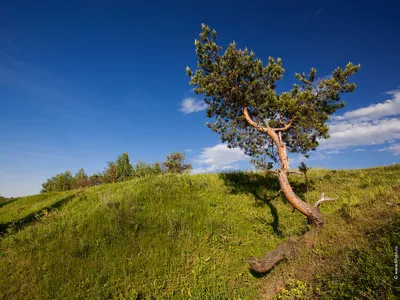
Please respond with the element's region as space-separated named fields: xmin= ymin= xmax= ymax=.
xmin=0 ymin=196 xmax=16 ymax=208
xmin=0 ymin=165 xmax=399 ymax=299
xmin=0 ymin=191 xmax=76 ymax=229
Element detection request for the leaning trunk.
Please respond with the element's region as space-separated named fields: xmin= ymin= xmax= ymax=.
xmin=242 ymin=107 xmax=332 ymax=274
xmin=249 ymin=131 xmax=324 ymax=274
xmin=270 ymin=130 xmax=324 ymax=228
xmin=277 ymin=170 xmax=323 ymax=227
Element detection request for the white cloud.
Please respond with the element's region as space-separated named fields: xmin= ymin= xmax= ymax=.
xmin=180 ymin=97 xmax=207 ymax=114
xmin=184 ymin=149 xmax=192 ymax=152
xmin=325 ymin=150 xmax=343 ymax=155
xmin=290 ymin=152 xmax=329 ymax=164
xmin=320 ymin=118 xmax=400 ymax=150
xmin=192 ymin=144 xmax=248 ymax=173
xmin=321 ymin=90 xmax=400 ymax=150
xmin=374 ymin=143 xmax=400 ymax=155
xmin=222 ymin=164 xmax=240 ymax=171
xmin=191 ymin=166 xmax=216 ymax=174
xmin=333 ymin=90 xmax=400 ymax=121
xmin=354 ymin=149 xmax=366 ymax=152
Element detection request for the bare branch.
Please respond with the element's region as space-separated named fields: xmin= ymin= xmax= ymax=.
xmin=288 ymin=170 xmax=302 ymax=175
xmin=314 ymin=192 xmax=338 ymax=208
xmin=266 ymin=169 xmax=302 ymax=175
xmin=273 ymin=116 xmax=296 ymax=132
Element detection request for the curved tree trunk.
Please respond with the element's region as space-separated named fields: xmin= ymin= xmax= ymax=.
xmin=249 ymin=164 xmax=323 ymax=273
xmin=268 ymin=129 xmax=324 ymax=228
xmin=244 ymin=108 xmax=334 ymax=273
xmin=242 ymin=107 xmax=335 ymax=274
xmin=277 ymin=170 xmax=323 ymax=228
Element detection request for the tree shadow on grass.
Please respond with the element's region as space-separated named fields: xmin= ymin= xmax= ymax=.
xmin=0 ymin=198 xmax=18 ymax=208
xmin=0 ymin=193 xmax=78 ymax=235
xmin=219 ymin=172 xmax=313 ymax=236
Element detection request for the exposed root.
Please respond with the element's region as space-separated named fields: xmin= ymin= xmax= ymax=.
xmin=249 ymin=192 xmax=338 ymax=275
xmin=248 ymin=230 xmax=320 ymax=274
xmin=248 ymin=240 xmax=302 ymax=274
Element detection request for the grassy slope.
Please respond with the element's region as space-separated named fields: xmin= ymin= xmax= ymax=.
xmin=263 ymin=166 xmax=400 ymax=299
xmin=0 ymin=196 xmax=14 ymax=207
xmin=0 ymin=191 xmax=76 ymax=230
xmin=0 ymin=165 xmax=399 ymax=299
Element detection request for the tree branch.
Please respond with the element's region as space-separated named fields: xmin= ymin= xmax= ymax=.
xmin=314 ymin=193 xmax=338 ymax=208
xmin=266 ymin=169 xmax=302 ymax=175
xmin=243 ymin=107 xmax=295 ymax=133
xmin=288 ymin=170 xmax=302 ymax=175
xmin=273 ymin=116 xmax=296 ymax=132
xmin=243 ymin=107 xmax=270 ymax=133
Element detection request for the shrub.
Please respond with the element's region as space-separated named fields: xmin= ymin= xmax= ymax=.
xmin=163 ymin=152 xmax=192 ymax=174
xmin=41 ymin=171 xmax=74 ymax=193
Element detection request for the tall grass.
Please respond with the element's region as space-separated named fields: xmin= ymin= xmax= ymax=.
xmin=0 ymin=191 xmax=75 ymax=229
xmin=0 ymin=165 xmax=399 ymax=299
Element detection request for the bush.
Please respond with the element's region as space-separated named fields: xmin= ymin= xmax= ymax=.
xmin=41 ymin=171 xmax=74 ymax=193
xmin=133 ymin=160 xmax=164 ymax=178
xmin=163 ymin=152 xmax=192 ymax=174
xmin=73 ymin=168 xmax=90 ymax=189
xmin=115 ymin=153 xmax=134 ymax=182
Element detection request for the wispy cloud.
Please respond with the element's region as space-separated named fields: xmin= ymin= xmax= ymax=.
xmin=320 ymin=118 xmax=400 ymax=149
xmin=354 ymin=149 xmax=366 ymax=152
xmin=222 ymin=164 xmax=240 ymax=171
xmin=291 ymin=151 xmax=330 ymax=165
xmin=180 ymin=97 xmax=207 ymax=114
xmin=374 ymin=143 xmax=400 ymax=155
xmin=192 ymin=143 xmax=248 ymax=173
xmin=319 ymin=90 xmax=400 ymax=150
xmin=332 ymin=90 xmax=400 ymax=121
xmin=325 ymin=150 xmax=343 ymax=155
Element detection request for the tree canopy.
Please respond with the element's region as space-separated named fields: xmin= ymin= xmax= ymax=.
xmin=115 ymin=152 xmax=134 ymax=182
xmin=41 ymin=171 xmax=74 ymax=193
xmin=186 ymin=24 xmax=360 ymax=168
xmin=162 ymin=152 xmax=192 ymax=174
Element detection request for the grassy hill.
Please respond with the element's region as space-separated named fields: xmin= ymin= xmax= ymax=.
xmin=0 ymin=165 xmax=399 ymax=299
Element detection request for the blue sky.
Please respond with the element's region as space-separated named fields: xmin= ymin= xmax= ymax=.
xmin=1 ymin=0 xmax=399 ymax=197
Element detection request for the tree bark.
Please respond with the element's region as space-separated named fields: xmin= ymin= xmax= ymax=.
xmin=243 ymin=107 xmax=327 ymax=273
xmin=274 ymin=130 xmax=323 ymax=228
xmin=277 ymin=169 xmax=323 ymax=228
xmin=242 ymin=107 xmax=324 ymax=228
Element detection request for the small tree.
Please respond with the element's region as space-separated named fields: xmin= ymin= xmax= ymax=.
xmin=163 ymin=152 xmax=192 ymax=174
xmin=103 ymin=162 xmax=118 ymax=183
xmin=73 ymin=168 xmax=90 ymax=189
xmin=298 ymin=162 xmax=311 ymax=192
xmin=115 ymin=152 xmax=134 ymax=182
xmin=89 ymin=172 xmax=104 ymax=186
xmin=133 ymin=160 xmax=164 ymax=177
xmin=151 ymin=162 xmax=163 ymax=175
xmin=41 ymin=171 xmax=74 ymax=193
xmin=187 ymin=24 xmax=359 ymax=272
